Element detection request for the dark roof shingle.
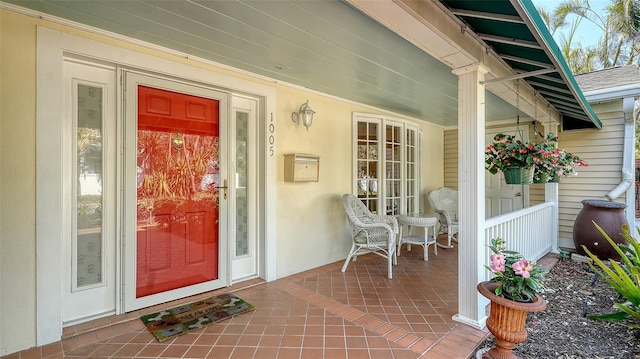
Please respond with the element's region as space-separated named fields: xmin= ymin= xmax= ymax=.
xmin=574 ymin=66 xmax=640 ymax=92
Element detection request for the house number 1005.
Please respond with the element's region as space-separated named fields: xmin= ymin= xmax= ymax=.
xmin=268 ymin=113 xmax=275 ymax=157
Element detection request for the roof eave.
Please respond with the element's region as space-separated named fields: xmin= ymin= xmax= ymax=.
xmin=582 ymin=84 xmax=640 ymax=102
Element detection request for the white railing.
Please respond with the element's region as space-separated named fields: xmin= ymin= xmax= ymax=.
xmin=483 ymin=202 xmax=556 ymax=280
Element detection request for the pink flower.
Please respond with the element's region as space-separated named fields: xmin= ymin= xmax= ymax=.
xmin=512 ymin=259 xmax=533 ymax=278
xmin=489 ymin=254 xmax=505 ymax=272
xmin=491 ymin=261 xmax=505 ymax=272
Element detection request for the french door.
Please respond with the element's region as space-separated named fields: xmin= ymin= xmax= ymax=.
xmin=353 ymin=114 xmax=421 ymax=215
xmin=123 ymin=72 xmax=229 ymax=310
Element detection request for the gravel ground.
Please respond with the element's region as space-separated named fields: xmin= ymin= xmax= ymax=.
xmin=477 ymin=256 xmax=640 ymax=359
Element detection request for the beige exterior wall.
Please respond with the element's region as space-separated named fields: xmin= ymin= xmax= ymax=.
xmin=0 ymin=9 xmax=444 ymax=355
xmin=443 ymin=129 xmax=458 ymax=191
xmin=557 ymin=101 xmax=626 ymax=249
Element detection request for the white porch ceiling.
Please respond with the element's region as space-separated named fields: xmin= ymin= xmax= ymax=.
xmin=4 ymin=0 xmax=570 ymax=127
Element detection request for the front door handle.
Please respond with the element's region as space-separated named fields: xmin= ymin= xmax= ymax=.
xmin=515 ymin=192 xmax=522 ymax=197
xmin=216 ymin=179 xmax=228 ymax=199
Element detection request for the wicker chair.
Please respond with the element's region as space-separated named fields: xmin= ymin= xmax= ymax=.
xmin=341 ymin=194 xmax=398 ymax=279
xmin=427 ymin=187 xmax=459 ymax=248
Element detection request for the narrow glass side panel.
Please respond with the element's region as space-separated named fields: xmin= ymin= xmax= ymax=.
xmin=76 ymin=84 xmax=104 ymax=288
xmin=235 ymin=112 xmax=249 ymax=256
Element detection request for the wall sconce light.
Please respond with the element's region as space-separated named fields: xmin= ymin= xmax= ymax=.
xmin=291 ymin=100 xmax=315 ymax=131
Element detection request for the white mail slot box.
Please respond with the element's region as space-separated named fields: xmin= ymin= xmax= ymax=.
xmin=284 ymin=154 xmax=319 ymax=182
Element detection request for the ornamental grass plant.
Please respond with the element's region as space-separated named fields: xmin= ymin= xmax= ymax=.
xmin=583 ymin=223 xmax=640 ymax=329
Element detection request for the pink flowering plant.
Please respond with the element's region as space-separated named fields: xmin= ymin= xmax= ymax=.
xmin=486 ymin=132 xmax=588 ymax=182
xmin=485 ymin=237 xmax=546 ymax=301
xmin=485 ymin=133 xmax=542 ymax=174
xmin=532 ymin=133 xmax=587 ymax=180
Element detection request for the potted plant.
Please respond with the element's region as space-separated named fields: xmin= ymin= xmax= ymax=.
xmin=477 ymin=237 xmax=547 ymax=359
xmin=485 ymin=133 xmax=541 ymax=184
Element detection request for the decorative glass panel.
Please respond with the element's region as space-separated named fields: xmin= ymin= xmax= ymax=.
xmin=76 ymin=84 xmax=104 ymax=288
xmin=235 ymin=112 xmax=249 ymax=256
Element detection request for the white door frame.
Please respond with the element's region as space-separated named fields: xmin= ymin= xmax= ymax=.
xmin=36 ymin=27 xmax=277 ymax=346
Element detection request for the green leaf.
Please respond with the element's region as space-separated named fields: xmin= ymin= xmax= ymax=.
xmin=588 ymin=311 xmax=631 ymax=321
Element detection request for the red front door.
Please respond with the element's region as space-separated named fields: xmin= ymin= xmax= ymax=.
xmin=135 ymin=85 xmax=220 ymax=298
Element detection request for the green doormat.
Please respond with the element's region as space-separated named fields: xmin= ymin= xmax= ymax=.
xmin=140 ymin=293 xmax=255 ymax=342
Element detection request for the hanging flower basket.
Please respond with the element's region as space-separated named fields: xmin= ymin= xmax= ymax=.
xmin=503 ymin=166 xmax=533 ymax=185
xmin=486 ymin=133 xmax=587 ymax=186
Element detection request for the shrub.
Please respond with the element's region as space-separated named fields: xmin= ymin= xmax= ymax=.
xmin=582 ymin=223 xmax=640 ymax=329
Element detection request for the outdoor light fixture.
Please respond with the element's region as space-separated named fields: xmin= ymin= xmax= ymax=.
xmin=291 ymin=100 xmax=315 ymax=131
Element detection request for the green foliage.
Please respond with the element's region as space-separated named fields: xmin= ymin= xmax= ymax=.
xmin=485 ymin=237 xmax=547 ymax=301
xmin=582 ymin=223 xmax=640 ymax=329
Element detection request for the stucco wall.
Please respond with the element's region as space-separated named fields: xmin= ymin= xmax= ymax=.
xmin=1 ymin=10 xmax=38 ymax=355
xmin=0 ymin=8 xmax=444 ymax=355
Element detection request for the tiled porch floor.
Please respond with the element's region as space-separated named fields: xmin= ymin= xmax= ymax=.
xmin=3 ymin=241 xmax=493 ymax=359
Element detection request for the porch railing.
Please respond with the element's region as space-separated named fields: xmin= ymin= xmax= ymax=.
xmin=483 ymin=202 xmax=556 ymax=280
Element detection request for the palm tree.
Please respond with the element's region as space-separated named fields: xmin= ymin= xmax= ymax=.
xmin=606 ymin=0 xmax=640 ymax=66
xmin=540 ymin=0 xmax=640 ymax=72
xmin=537 ymin=0 xmax=601 ymax=73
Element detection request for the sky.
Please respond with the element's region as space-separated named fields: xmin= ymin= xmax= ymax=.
xmin=533 ymin=0 xmax=610 ymax=49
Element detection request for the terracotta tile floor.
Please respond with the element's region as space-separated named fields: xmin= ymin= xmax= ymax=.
xmin=3 ymin=241 xmax=494 ymax=359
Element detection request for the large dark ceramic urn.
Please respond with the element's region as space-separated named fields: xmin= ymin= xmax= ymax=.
xmin=573 ymin=199 xmax=627 ymax=260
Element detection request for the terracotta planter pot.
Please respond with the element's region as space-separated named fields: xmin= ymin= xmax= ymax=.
xmin=477 ymin=281 xmax=546 ymax=359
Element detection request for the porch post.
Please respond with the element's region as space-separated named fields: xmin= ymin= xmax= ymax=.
xmin=543 ymin=123 xmax=559 ymax=253
xmin=451 ymin=63 xmax=490 ymax=329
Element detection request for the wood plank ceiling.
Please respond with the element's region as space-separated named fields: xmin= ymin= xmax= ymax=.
xmin=5 ymin=0 xmax=541 ymax=126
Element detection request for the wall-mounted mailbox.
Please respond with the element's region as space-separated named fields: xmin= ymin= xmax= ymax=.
xmin=284 ymin=153 xmax=319 ymax=182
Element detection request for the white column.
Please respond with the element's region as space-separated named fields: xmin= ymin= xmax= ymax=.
xmin=451 ymin=63 xmax=490 ymax=329
xmin=622 ymin=97 xmax=636 ymax=229
xmin=542 ymin=123 xmax=560 ymax=253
